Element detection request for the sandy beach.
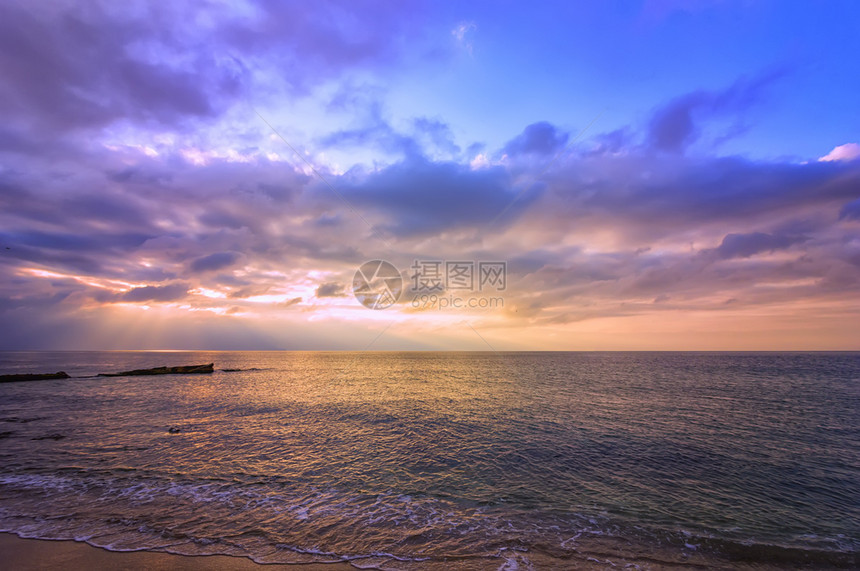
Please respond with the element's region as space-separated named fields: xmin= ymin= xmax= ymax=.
xmin=0 ymin=533 xmax=353 ymax=570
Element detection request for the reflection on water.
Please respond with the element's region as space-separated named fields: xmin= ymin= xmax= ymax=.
xmin=0 ymin=351 xmax=858 ymax=568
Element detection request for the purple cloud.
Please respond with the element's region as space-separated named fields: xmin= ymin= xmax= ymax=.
xmin=0 ymin=3 xmax=243 ymax=134
xmin=503 ymin=122 xmax=569 ymax=156
xmin=190 ymin=252 xmax=242 ymax=273
xmin=341 ymin=156 xmax=520 ymax=236
xmin=119 ymin=284 xmax=189 ymax=303
xmin=839 ymin=199 xmax=860 ymax=221
xmin=713 ymin=232 xmax=809 ymax=259
xmin=647 ymin=70 xmax=784 ymax=153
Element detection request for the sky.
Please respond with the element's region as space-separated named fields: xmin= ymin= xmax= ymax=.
xmin=1 ymin=0 xmax=859 ymax=351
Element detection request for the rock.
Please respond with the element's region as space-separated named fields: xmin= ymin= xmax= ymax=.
xmin=0 ymin=372 xmax=70 ymax=383
xmin=98 ymin=363 xmax=215 ymax=377
xmin=32 ymin=433 xmax=65 ymax=441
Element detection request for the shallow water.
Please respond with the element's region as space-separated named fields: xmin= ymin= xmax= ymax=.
xmin=0 ymin=351 xmax=858 ymax=568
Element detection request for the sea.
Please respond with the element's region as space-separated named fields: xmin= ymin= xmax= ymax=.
xmin=0 ymin=351 xmax=857 ymax=569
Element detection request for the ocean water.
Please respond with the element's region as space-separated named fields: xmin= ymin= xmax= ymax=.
xmin=0 ymin=351 xmax=857 ymax=569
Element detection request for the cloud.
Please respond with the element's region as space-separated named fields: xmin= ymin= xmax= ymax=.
xmin=451 ymin=22 xmax=476 ymax=55
xmin=119 ymin=284 xmax=189 ymax=303
xmin=839 ymin=198 xmax=860 ymax=221
xmin=412 ymin=117 xmax=461 ymax=156
xmin=587 ymin=128 xmax=633 ymax=156
xmin=226 ymin=1 xmax=428 ymax=88
xmin=503 ymin=122 xmax=568 ymax=157
xmin=539 ymin=153 xmax=860 ymax=245
xmin=343 ymin=155 xmax=521 ymax=236
xmin=647 ymin=92 xmax=705 ymax=152
xmin=316 ymin=282 xmax=346 ymax=297
xmin=713 ymin=232 xmax=808 ymax=259
xmin=647 ymin=70 xmax=783 ymax=153
xmin=320 ymin=108 xmax=465 ymax=160
xmin=321 ymin=122 xmax=422 ymax=159
xmin=190 ymin=252 xmax=241 ymax=273
xmin=819 ymin=143 xmax=860 ymax=163
xmin=0 ymin=3 xmax=244 ymax=134
xmin=0 ymin=0 xmax=433 ymax=147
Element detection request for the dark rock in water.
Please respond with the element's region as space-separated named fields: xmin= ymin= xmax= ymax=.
xmin=168 ymin=426 xmax=181 ymax=434
xmin=32 ymin=433 xmax=65 ymax=441
xmin=0 ymin=371 xmax=70 ymax=383
xmin=2 ymin=417 xmax=43 ymax=423
xmin=98 ymin=363 xmax=214 ymax=377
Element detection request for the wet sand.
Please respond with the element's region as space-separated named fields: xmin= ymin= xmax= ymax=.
xmin=0 ymin=533 xmax=354 ymax=570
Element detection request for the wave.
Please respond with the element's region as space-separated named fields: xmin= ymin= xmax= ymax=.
xmin=1 ymin=471 xmax=856 ymax=569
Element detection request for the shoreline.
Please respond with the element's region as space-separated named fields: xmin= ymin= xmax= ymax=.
xmin=0 ymin=533 xmax=354 ymax=570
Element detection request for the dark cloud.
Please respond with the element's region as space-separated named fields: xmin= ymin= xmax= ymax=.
xmin=503 ymin=122 xmax=568 ymax=156
xmin=190 ymin=252 xmax=241 ymax=273
xmin=412 ymin=117 xmax=461 ymax=155
xmin=316 ymin=282 xmax=346 ymax=297
xmin=0 ymin=220 xmax=156 ymax=276
xmin=314 ymin=214 xmax=343 ymax=227
xmin=542 ymin=154 xmax=860 ymax=244
xmin=198 ymin=210 xmax=247 ymax=230
xmin=713 ymin=232 xmax=809 ymax=259
xmin=86 ymin=283 xmax=190 ymax=304
xmin=0 ymin=229 xmax=151 ymax=254
xmin=647 ymin=70 xmax=783 ymax=153
xmin=0 ymin=3 xmax=244 ymax=134
xmin=648 ymin=92 xmax=705 ymax=152
xmin=839 ymin=198 xmax=860 ymax=221
xmin=508 ymin=237 xmax=860 ymax=327
xmin=228 ymin=285 xmax=271 ymax=299
xmin=0 ymin=176 xmax=156 ymax=232
xmin=106 ymin=167 xmax=172 ymax=185
xmin=119 ymin=284 xmax=189 ymax=303
xmin=342 ymin=156 xmax=519 ymax=236
xmin=319 ymin=110 xmax=422 ymax=158
xmin=223 ymin=1 xmax=428 ymax=92
xmin=2 ymin=247 xmax=105 ymax=276
xmin=588 ymin=128 xmax=632 ymax=156
xmin=257 ymin=182 xmax=297 ymax=203
xmin=321 ymin=112 xmax=466 ymax=162
xmin=0 ymin=1 xmax=430 ymax=145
